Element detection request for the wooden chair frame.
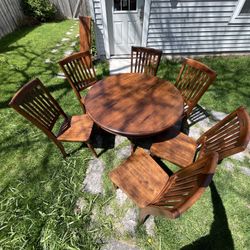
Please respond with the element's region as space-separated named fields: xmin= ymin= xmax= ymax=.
xmin=109 ymin=148 xmax=218 ymax=223
xmin=197 ymin=106 xmax=250 ymax=161
xmin=175 ymin=58 xmax=217 ymax=118
xmin=150 ymin=106 xmax=250 ymax=167
xmin=131 ymin=46 xmax=162 ymax=76
xmin=59 ymin=51 xmax=97 ymax=113
xmin=9 ymin=78 xmax=97 ymax=158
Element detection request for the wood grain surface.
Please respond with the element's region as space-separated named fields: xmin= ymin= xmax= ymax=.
xmin=85 ymin=73 xmax=184 ymax=137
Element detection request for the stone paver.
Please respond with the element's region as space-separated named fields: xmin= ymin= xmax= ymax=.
xmin=74 ymin=197 xmax=87 ymax=214
xmin=240 ymin=167 xmax=250 ymax=176
xmin=104 ymin=205 xmax=115 ymax=216
xmin=66 ymin=32 xmax=72 ymax=35
xmin=51 ymin=49 xmax=58 ymax=53
xmin=116 ymin=146 xmax=131 ymax=161
xmin=109 ymin=58 xmax=130 ymax=74
xmin=45 ymin=58 xmax=51 ymax=64
xmin=115 ymin=135 xmax=127 ymax=147
xmin=101 ymin=240 xmax=140 ymax=250
xmin=83 ymin=158 xmax=105 ymax=194
xmin=210 ymin=110 xmax=227 ymax=121
xmin=116 ymin=189 xmax=128 ymax=206
xmin=188 ymin=126 xmax=203 ymax=140
xmin=223 ymin=161 xmax=235 ymax=172
xmin=61 ymin=37 xmax=70 ymax=42
xmin=229 ymin=152 xmax=246 ymax=162
xmin=145 ymin=216 xmax=155 ymax=236
xmin=70 ymin=41 xmax=77 ymax=47
xmin=56 ymin=72 xmax=66 ymax=79
xmin=64 ymin=50 xmax=73 ymax=56
xmin=120 ymin=208 xmax=138 ymax=235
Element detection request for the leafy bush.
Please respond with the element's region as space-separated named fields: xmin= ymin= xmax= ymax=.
xmin=21 ymin=0 xmax=56 ymax=22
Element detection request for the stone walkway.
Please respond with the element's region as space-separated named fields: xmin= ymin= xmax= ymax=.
xmin=44 ymin=23 xmax=77 ymax=78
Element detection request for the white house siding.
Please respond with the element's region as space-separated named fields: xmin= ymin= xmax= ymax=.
xmin=91 ymin=0 xmax=106 ymax=56
xmin=146 ymin=0 xmax=250 ymax=54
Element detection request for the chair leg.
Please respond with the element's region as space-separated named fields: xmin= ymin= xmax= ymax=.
xmin=80 ymin=102 xmax=86 ymax=114
xmin=54 ymin=140 xmax=67 ymax=158
xmin=139 ymin=208 xmax=149 ymax=225
xmin=86 ymin=141 xmax=98 ymax=157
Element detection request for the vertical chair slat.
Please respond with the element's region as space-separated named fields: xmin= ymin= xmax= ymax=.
xmin=59 ymin=51 xmax=97 ymax=113
xmin=131 ymin=46 xmax=162 ymax=76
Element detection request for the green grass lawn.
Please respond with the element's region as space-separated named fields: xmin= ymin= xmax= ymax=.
xmin=0 ymin=20 xmax=249 ymax=249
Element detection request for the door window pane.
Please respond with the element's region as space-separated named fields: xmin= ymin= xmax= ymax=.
xmin=240 ymin=1 xmax=250 ymax=16
xmin=130 ymin=0 xmax=136 ymax=10
xmin=114 ymin=0 xmax=137 ymax=11
xmin=114 ymin=0 xmax=121 ymax=11
xmin=122 ymin=0 xmax=128 ymax=10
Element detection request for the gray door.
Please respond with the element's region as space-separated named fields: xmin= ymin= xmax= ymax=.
xmin=107 ymin=0 xmax=144 ymax=55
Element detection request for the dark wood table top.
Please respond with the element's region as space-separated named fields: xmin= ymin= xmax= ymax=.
xmin=85 ymin=73 xmax=184 ymax=137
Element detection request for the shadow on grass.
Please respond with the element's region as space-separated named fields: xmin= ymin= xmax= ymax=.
xmin=181 ymin=181 xmax=234 ymax=250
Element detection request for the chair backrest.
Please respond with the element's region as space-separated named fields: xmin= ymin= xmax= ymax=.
xmin=197 ymin=106 xmax=250 ymax=161
xmin=150 ymin=152 xmax=218 ymax=219
xmin=175 ymin=58 xmax=217 ymax=117
xmin=131 ymin=46 xmax=162 ymax=76
xmin=9 ymin=78 xmax=67 ymax=135
xmin=79 ymin=16 xmax=91 ymax=53
xmin=59 ymin=51 xmax=97 ymax=95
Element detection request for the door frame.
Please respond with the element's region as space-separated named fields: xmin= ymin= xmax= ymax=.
xmin=100 ymin=0 xmax=151 ymax=58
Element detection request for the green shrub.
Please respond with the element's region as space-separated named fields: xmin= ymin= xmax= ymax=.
xmin=21 ymin=0 xmax=56 ymax=22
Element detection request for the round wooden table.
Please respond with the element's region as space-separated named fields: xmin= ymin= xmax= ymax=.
xmin=85 ymin=73 xmax=184 ymax=137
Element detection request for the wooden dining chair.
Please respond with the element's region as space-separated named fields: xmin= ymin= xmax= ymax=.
xmin=131 ymin=46 xmax=162 ymax=76
xmin=150 ymin=106 xmax=250 ymax=167
xmin=59 ymin=51 xmax=97 ymax=113
xmin=9 ymin=78 xmax=97 ymax=158
xmin=109 ymin=148 xmax=218 ymax=222
xmin=175 ymin=58 xmax=217 ymax=118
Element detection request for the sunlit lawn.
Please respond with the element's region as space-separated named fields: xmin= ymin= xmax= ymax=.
xmin=0 ymin=20 xmax=249 ymax=249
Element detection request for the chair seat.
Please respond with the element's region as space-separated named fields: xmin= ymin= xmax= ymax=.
xmin=57 ymin=114 xmax=93 ymax=142
xmin=150 ymin=128 xmax=197 ymax=167
xmin=109 ymin=148 xmax=169 ymax=208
